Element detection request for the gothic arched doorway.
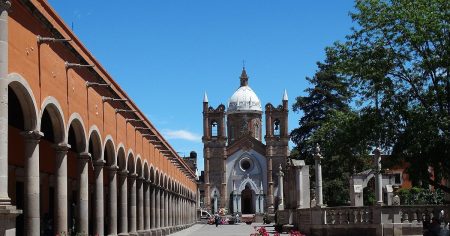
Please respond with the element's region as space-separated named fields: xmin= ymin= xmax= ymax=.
xmin=241 ymin=185 xmax=254 ymax=214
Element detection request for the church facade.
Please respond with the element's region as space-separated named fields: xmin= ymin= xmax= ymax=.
xmin=202 ymin=68 xmax=289 ymax=214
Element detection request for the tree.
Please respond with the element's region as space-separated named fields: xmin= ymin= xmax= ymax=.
xmin=290 ymin=61 xmax=374 ymax=206
xmin=328 ymin=0 xmax=450 ymax=192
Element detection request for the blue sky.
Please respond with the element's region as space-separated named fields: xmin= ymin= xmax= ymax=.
xmin=47 ymin=0 xmax=355 ymax=172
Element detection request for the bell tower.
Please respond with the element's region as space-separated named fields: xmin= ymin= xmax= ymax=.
xmin=264 ymin=89 xmax=289 ymax=210
xmin=202 ymin=92 xmax=227 ymax=211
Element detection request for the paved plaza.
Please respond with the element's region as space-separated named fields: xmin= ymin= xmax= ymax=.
xmin=171 ymin=223 xmax=290 ymax=236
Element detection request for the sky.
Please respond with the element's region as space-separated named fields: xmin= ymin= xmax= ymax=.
xmin=47 ymin=0 xmax=355 ymax=172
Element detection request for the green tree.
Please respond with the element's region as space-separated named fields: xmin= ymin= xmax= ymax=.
xmin=328 ymin=0 xmax=450 ymax=192
xmin=290 ymin=61 xmax=373 ymax=206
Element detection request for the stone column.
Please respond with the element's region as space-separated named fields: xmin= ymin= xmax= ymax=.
xmin=150 ymin=185 xmax=155 ymax=229
xmin=277 ymin=164 xmax=284 ymax=210
xmin=155 ymin=187 xmax=160 ymax=229
xmin=267 ymin=149 xmax=274 ymax=211
xmin=314 ymin=144 xmax=323 ymax=207
xmin=78 ymin=152 xmax=90 ymax=234
xmin=295 ymin=166 xmax=303 ymax=209
xmin=22 ymin=130 xmax=43 ymax=236
xmin=144 ymin=181 xmax=150 ymax=232
xmin=373 ymin=147 xmax=383 ymax=205
xmin=164 ymin=190 xmax=168 ymax=228
xmin=136 ymin=177 xmax=144 ymax=233
xmin=94 ymin=159 xmax=105 ymax=235
xmin=107 ymin=165 xmax=118 ymax=235
xmin=168 ymin=193 xmax=172 ymax=228
xmin=118 ymin=170 xmax=128 ymax=235
xmin=204 ymin=149 xmax=210 ymax=211
xmin=0 ymin=0 xmax=11 ymax=207
xmin=54 ymin=143 xmax=70 ymax=234
xmin=159 ymin=188 xmax=166 ymax=228
xmin=128 ymin=173 xmax=137 ymax=235
xmin=237 ymin=194 xmax=241 ymax=213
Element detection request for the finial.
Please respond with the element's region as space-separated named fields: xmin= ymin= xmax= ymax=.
xmin=240 ymin=66 xmax=249 ymax=87
xmin=203 ymin=91 xmax=208 ymax=103
xmin=315 ymin=143 xmax=321 ymax=154
xmin=283 ymin=89 xmax=288 ymax=101
xmin=243 ymin=59 xmax=246 ymax=69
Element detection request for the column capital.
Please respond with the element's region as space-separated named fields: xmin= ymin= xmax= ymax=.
xmin=106 ymin=165 xmax=119 ymax=172
xmin=93 ymin=159 xmax=106 ymax=167
xmin=78 ymin=152 xmax=91 ymax=160
xmin=20 ymin=130 xmax=44 ymax=142
xmin=128 ymin=173 xmax=138 ymax=179
xmin=0 ymin=0 xmax=11 ymax=12
xmin=52 ymin=143 xmax=71 ymax=153
xmin=118 ymin=169 xmax=128 ymax=176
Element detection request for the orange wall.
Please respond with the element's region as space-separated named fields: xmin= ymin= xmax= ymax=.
xmin=8 ymin=0 xmax=196 ymax=193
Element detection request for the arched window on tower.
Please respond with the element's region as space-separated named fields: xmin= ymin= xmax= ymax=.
xmin=254 ymin=123 xmax=260 ymax=140
xmin=211 ymin=120 xmax=218 ymax=137
xmin=273 ymin=119 xmax=281 ymax=136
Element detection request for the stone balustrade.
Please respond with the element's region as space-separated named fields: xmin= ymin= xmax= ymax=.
xmin=277 ymin=205 xmax=450 ymax=236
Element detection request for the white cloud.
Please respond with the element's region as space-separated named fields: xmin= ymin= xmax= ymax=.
xmin=163 ymin=129 xmax=201 ymax=142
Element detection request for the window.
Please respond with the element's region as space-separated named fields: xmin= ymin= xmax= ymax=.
xmin=394 ymin=173 xmax=402 ymax=184
xmin=254 ymin=123 xmax=259 ymax=140
xmin=273 ymin=119 xmax=281 ymax=136
xmin=211 ymin=121 xmax=218 ymax=137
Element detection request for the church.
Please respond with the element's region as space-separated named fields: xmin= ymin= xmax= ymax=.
xmin=202 ymin=68 xmax=290 ymax=214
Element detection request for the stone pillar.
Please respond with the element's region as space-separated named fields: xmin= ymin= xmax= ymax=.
xmin=373 ymin=147 xmax=383 ymax=206
xmin=94 ymin=159 xmax=105 ymax=236
xmin=118 ymin=170 xmax=128 ymax=235
xmin=155 ymin=187 xmax=160 ymax=229
xmin=78 ymin=152 xmax=90 ymax=234
xmin=144 ymin=181 xmax=150 ymax=232
xmin=0 ymin=0 xmax=11 ymax=207
xmin=168 ymin=193 xmax=172 ymax=227
xmin=22 ymin=130 xmax=43 ymax=236
xmin=295 ymin=166 xmax=303 ymax=209
xmin=267 ymin=151 xmax=274 ymax=211
xmin=204 ymin=149 xmax=210 ymax=211
xmin=150 ymin=185 xmax=155 ymax=229
xmin=237 ymin=194 xmax=241 ymax=213
xmin=314 ymin=144 xmax=324 ymax=207
xmin=277 ymin=164 xmax=285 ymax=210
xmin=128 ymin=173 xmax=137 ymax=235
xmin=54 ymin=143 xmax=70 ymax=234
xmin=136 ymin=177 xmax=144 ymax=234
xmin=107 ymin=165 xmax=118 ymax=236
xmin=164 ymin=190 xmax=168 ymax=228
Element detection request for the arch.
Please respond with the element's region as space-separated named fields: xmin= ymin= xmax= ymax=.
xmin=127 ymin=151 xmax=136 ymax=174
xmin=7 ymin=73 xmax=39 ymax=131
xmin=40 ymin=96 xmax=66 ymax=143
xmin=136 ymin=156 xmax=143 ymax=177
xmin=162 ymin=174 xmax=167 ymax=189
xmin=88 ymin=127 xmax=103 ymax=160
xmin=117 ymin=144 xmax=127 ymax=171
xmin=150 ymin=166 xmax=155 ymax=184
xmin=67 ymin=113 xmax=88 ymax=153
xmin=143 ymin=162 xmax=149 ymax=180
xmin=103 ymin=136 xmax=116 ymax=166
xmin=155 ymin=169 xmax=160 ymax=186
xmin=238 ymin=176 xmax=260 ymax=193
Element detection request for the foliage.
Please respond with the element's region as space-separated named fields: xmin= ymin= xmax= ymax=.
xmin=397 ymin=187 xmax=445 ymax=205
xmin=291 ymin=0 xmax=450 ymax=201
xmin=291 ymin=61 xmax=373 ymax=205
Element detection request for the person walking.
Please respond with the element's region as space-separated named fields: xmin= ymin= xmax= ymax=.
xmin=214 ymin=212 xmax=220 ymax=227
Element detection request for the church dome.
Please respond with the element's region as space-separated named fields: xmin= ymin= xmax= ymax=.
xmin=227 ymin=68 xmax=262 ymax=114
